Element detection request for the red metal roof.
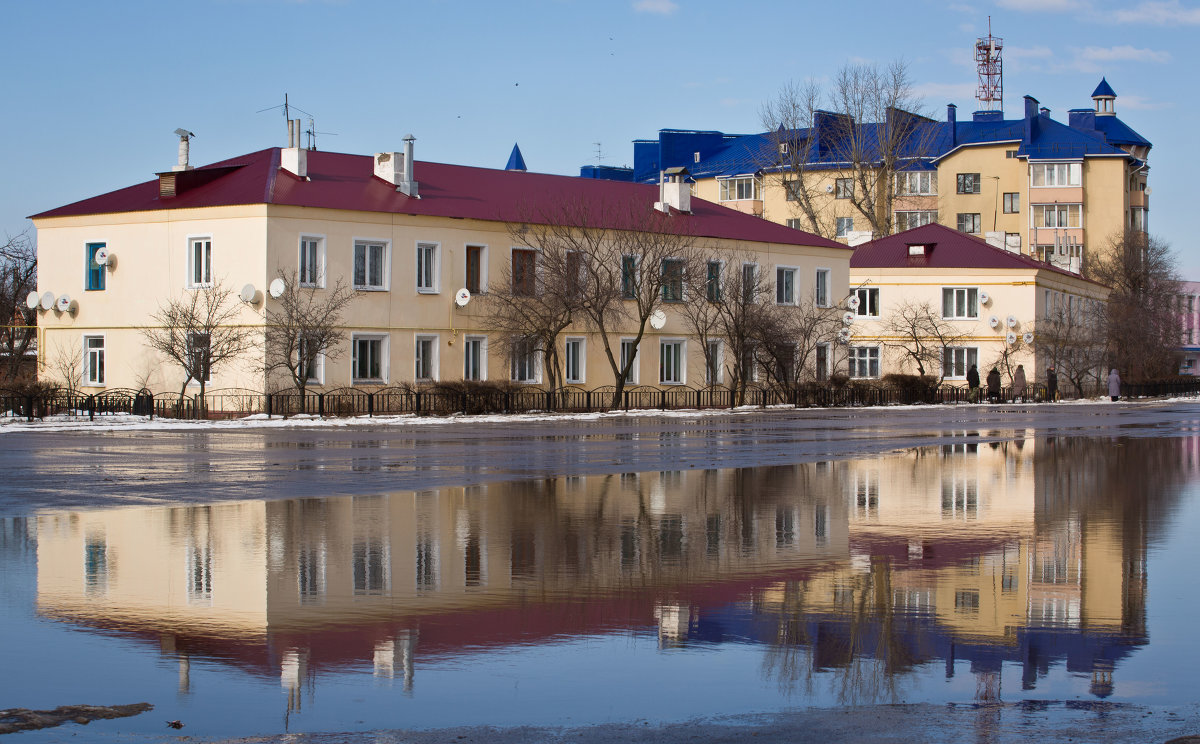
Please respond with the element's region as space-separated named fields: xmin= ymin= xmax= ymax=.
xmin=31 ymin=148 xmax=847 ymax=250
xmin=850 ymin=223 xmax=1100 ymax=283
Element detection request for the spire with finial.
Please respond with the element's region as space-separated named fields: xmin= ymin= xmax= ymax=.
xmin=505 ymin=143 xmax=527 ymax=172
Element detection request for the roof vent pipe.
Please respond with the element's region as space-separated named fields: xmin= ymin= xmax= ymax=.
xmin=172 ymin=128 xmax=195 ymax=172
xmin=399 ymin=134 xmax=418 ymax=198
xmin=282 ymin=119 xmax=308 ymax=178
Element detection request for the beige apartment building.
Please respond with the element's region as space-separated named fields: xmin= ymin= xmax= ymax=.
xmin=30 ymin=133 xmax=848 ymax=394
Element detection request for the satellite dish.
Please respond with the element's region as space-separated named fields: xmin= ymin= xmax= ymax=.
xmin=824 ymin=183 xmax=834 ymax=193
xmin=240 ymin=284 xmax=261 ymax=304
xmin=649 ymin=309 xmax=667 ymax=330
xmin=846 ymin=295 xmax=861 ymax=310
xmin=40 ymin=292 xmax=55 ymax=311
xmin=988 ymin=315 xmax=1000 ymax=329
xmin=1144 ymin=187 xmax=1152 ymax=196
xmin=1022 ymin=331 xmax=1034 ymax=344
xmin=55 ymin=294 xmax=72 ymax=313
xmin=25 ymin=291 xmax=40 ymax=310
xmin=979 ymin=290 xmax=990 ymax=305
xmin=94 ymin=247 xmax=114 ymax=268
xmin=1006 ymin=331 xmax=1018 ymax=344
xmin=836 ymin=328 xmax=851 ymax=344
xmin=1006 ymin=315 xmax=1019 ymax=328
xmin=842 ymin=311 xmax=855 ymax=325
xmin=268 ymin=278 xmax=286 ymax=299
xmin=454 ymin=288 xmax=471 ymax=307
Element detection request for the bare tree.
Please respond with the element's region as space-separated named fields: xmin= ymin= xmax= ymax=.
xmin=1087 ymin=230 xmax=1181 ymax=381
xmin=760 ymin=80 xmax=835 ymax=239
xmin=46 ymin=341 xmax=82 ymax=395
xmin=773 ymin=288 xmax=844 ymax=385
xmin=262 ymin=272 xmax=358 ymax=396
xmin=1035 ymin=300 xmax=1108 ymax=395
xmin=141 ymin=282 xmax=258 ymax=411
xmin=0 ymin=232 xmax=37 ymax=383
xmin=882 ymin=300 xmax=966 ymax=379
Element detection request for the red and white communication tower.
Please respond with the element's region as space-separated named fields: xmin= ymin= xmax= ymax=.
xmin=975 ymin=18 xmax=1003 ymax=111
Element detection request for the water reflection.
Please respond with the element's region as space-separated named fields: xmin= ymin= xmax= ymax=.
xmin=23 ymin=433 xmax=1197 ymax=725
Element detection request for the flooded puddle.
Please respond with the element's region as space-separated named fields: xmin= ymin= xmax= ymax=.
xmin=2 ymin=431 xmax=1200 ymax=739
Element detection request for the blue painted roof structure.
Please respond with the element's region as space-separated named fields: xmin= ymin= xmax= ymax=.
xmin=601 ymin=81 xmax=1149 ymax=185
xmin=505 ymin=143 xmax=527 ymax=172
xmin=1093 ymin=77 xmax=1117 ymax=98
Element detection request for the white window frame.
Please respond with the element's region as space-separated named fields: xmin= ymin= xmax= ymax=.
xmin=83 ymin=334 xmax=105 ymax=387
xmin=463 ymin=335 xmax=487 ymax=381
xmin=660 ymin=339 xmax=686 ymax=385
xmin=565 ymin=336 xmax=585 ymax=384
xmin=620 ymin=338 xmax=639 ymax=384
xmin=848 ymin=346 xmax=880 ymax=379
xmin=351 ymin=333 xmax=389 ymax=383
xmin=298 ymin=334 xmax=324 ymax=385
xmin=353 ymin=239 xmax=390 ymax=291
xmin=896 ymin=171 xmax=937 ymax=196
xmin=706 ymin=339 xmax=723 ymax=384
xmin=299 ymin=235 xmax=326 ymax=288
xmin=1030 ymin=161 xmax=1082 ymax=188
xmin=942 ymin=287 xmax=979 ymax=320
xmin=416 ymin=241 xmax=440 ymax=294
xmin=415 ymin=334 xmax=439 ymax=381
xmin=511 ymin=338 xmax=541 ymax=384
xmin=942 ymin=347 xmax=978 ymax=379
xmin=815 ymin=268 xmax=831 ymax=308
xmin=957 ymin=213 xmax=982 ymax=234
xmin=718 ymin=175 xmax=760 ymax=201
xmin=854 ymin=287 xmax=879 ymax=317
xmin=1032 ymin=204 xmax=1082 ymax=229
xmin=894 ymin=210 xmax=936 ymax=232
xmin=775 ymin=266 xmax=797 ymax=305
xmin=187 ymin=235 xmax=213 ymax=289
xmin=465 ymin=244 xmax=488 ymax=295
xmin=836 ymin=217 xmax=853 ymax=238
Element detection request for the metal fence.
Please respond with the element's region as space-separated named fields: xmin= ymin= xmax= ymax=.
xmin=3 ymin=378 xmax=1200 ymax=422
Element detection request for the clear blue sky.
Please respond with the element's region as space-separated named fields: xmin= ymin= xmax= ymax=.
xmin=3 ymin=0 xmax=1195 ymax=273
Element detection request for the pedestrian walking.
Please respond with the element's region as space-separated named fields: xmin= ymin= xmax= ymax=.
xmin=986 ymin=367 xmax=1001 ymax=403
xmin=1108 ymin=368 xmax=1121 ymax=402
xmin=1012 ymin=364 xmax=1027 ymax=402
xmin=1046 ymin=365 xmax=1058 ymax=402
xmin=967 ymin=364 xmax=981 ymax=403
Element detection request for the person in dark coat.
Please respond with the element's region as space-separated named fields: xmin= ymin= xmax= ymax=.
xmin=1046 ymin=365 xmax=1058 ymax=402
xmin=986 ymin=367 xmax=1001 ymax=402
xmin=1108 ymin=368 xmax=1121 ymax=402
xmin=966 ymin=364 xmax=981 ymax=403
xmin=1012 ymin=364 xmax=1027 ymax=402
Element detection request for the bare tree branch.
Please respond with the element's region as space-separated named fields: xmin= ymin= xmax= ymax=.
xmin=262 ymin=272 xmax=358 ymax=396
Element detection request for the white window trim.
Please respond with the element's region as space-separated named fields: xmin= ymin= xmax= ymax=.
xmin=659 ymin=338 xmax=687 ymax=386
xmin=1029 ymin=161 xmax=1083 ymax=188
xmin=510 ymin=338 xmax=542 ymax=384
xmin=351 ymin=333 xmax=389 ymax=384
xmin=1030 ymin=203 xmax=1083 ymax=230
xmin=353 ymin=238 xmax=391 ymax=291
xmin=942 ymin=287 xmax=980 ymax=320
xmin=815 ymin=341 xmax=831 ymax=381
xmin=565 ymin=336 xmax=586 ymax=384
xmin=299 ymin=234 xmax=327 ymax=288
xmin=854 ymin=287 xmax=879 ymax=317
xmin=463 ymin=335 xmax=488 ymax=381
xmin=848 ymin=345 xmax=881 ymax=379
xmin=416 ymin=241 xmax=441 ymax=294
xmin=465 ymin=243 xmax=488 ymax=295
xmin=718 ymin=175 xmax=760 ymax=202
xmin=298 ymin=335 xmax=325 ymax=386
xmin=186 ymin=234 xmax=213 ymax=289
xmin=815 ymin=268 xmax=832 ymax=308
xmin=942 ymin=346 xmax=978 ymax=380
xmin=836 ymin=217 xmax=854 ymax=238
xmin=741 ymin=262 xmax=759 ymax=304
xmin=775 ymin=265 xmax=798 ymax=306
xmin=415 ymin=334 xmax=440 ymax=381
xmin=620 ymin=338 xmax=639 ymax=384
xmin=82 ymin=333 xmax=105 ymax=387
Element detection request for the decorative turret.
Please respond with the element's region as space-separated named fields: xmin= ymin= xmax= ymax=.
xmin=505 ymin=143 xmax=527 ymax=172
xmin=1092 ymin=77 xmax=1117 ymax=116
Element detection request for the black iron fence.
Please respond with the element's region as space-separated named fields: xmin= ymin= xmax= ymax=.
xmin=3 ymin=378 xmax=1200 ymax=423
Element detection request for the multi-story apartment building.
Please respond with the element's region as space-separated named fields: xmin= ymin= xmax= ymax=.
xmin=1177 ymin=281 xmax=1200 ymax=375
xmin=591 ymin=79 xmax=1150 ymax=274
xmin=30 ymin=131 xmax=849 ymax=394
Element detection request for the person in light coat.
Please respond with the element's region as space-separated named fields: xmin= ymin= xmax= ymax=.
xmin=1012 ymin=365 xmax=1027 ymax=402
xmin=1108 ymin=368 xmax=1121 ymax=402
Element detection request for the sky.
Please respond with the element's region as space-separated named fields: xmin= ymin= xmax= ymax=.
xmin=2 ymin=0 xmax=1196 ymax=273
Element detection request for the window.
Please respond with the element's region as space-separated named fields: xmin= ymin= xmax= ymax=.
xmin=662 ymin=259 xmax=684 ymax=302
xmin=1030 ymin=162 xmax=1081 ymax=187
xmin=894 ymin=211 xmax=936 ymax=232
xmin=784 ymin=180 xmax=801 ymax=201
xmin=621 ymin=255 xmax=637 ymax=299
xmin=741 ymin=263 xmax=757 ymax=303
xmin=511 ymin=338 xmax=539 ymax=383
xmin=298 ymin=334 xmax=323 ymax=384
xmin=188 ymin=237 xmax=212 ymax=288
xmin=1006 ymin=149 xmax=1020 ymax=158
xmin=299 ymin=236 xmax=324 ymax=287
xmin=815 ymin=343 xmax=830 ymax=381
xmin=896 ymin=171 xmax=937 ymax=195
xmin=512 ymin=249 xmax=537 ymax=296
xmin=956 ymin=173 xmax=981 ymax=194
xmin=835 ymin=178 xmax=853 ymax=199
xmin=815 ymin=269 xmax=830 ymax=307
xmin=942 ymin=347 xmax=978 ymax=379
xmin=836 ymin=217 xmax=854 ymax=238
xmin=354 ymin=241 xmax=387 ymax=290
xmin=416 ymin=242 xmax=439 ymax=293
xmin=1130 ymin=207 xmax=1148 ymax=233
xmin=353 ymin=536 xmax=390 ymax=596
xmin=465 ymin=245 xmax=485 ymax=294
xmin=706 ymin=260 xmax=722 ymax=302
xmin=942 ymin=287 xmax=979 ymax=319
xmin=956 ymin=213 xmax=981 ymax=234
xmin=772 ymin=342 xmax=797 ymax=382
xmin=854 ymin=287 xmax=879 ymax=317
xmin=660 ymin=340 xmax=685 ymax=384
xmin=1035 ymin=204 xmax=1082 ymax=228
xmin=848 ymin=346 xmax=880 ymax=378
xmin=566 ymin=251 xmax=585 ymax=296
xmin=352 ymin=335 xmax=387 ymax=382
xmin=188 ymin=332 xmax=211 ymax=382
xmin=776 ymin=267 xmax=796 ymax=305
xmin=719 ymin=176 xmax=760 ymax=201
xmin=785 ymin=218 xmax=806 ymax=230
xmin=706 ymin=340 xmax=722 ymax=384
xmin=464 ymin=336 xmax=486 ymax=380
xmin=83 ymin=335 xmax=105 ymax=386
xmin=1003 ymin=193 xmax=1020 ymax=214
xmin=565 ymin=338 xmax=585 ymax=384
xmin=620 ymin=339 xmax=638 ymax=383
xmin=85 ymin=243 xmax=105 ymax=291
xmin=740 ymin=345 xmax=758 ymax=382
xmin=415 ymin=335 xmax=438 ymax=380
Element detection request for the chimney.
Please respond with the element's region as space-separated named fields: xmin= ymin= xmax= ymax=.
xmin=655 ymin=167 xmax=691 ymax=213
xmin=172 ymin=128 xmax=195 ymax=172
xmin=281 ymin=119 xmax=308 ymax=179
xmin=947 ymin=104 xmax=957 ymax=147
xmin=1039 ymin=106 xmax=1050 ymax=119
xmin=375 ymin=136 xmax=419 ymax=197
xmin=1023 ymin=95 xmax=1039 ymax=121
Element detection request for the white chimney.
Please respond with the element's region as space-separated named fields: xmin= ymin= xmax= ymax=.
xmin=373 ymin=135 xmax=418 ymax=197
xmin=172 ymin=128 xmax=195 ymax=172
xmin=281 ymin=119 xmax=307 ymax=178
xmin=655 ymin=166 xmax=691 ymax=213
xmin=985 ymin=231 xmax=1005 ymax=250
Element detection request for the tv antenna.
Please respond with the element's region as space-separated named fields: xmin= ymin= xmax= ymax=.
xmin=257 ymin=94 xmax=335 ymax=150
xmin=593 ymin=141 xmax=604 ymax=165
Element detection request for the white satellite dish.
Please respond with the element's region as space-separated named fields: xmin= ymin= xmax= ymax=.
xmin=1006 ymin=331 xmax=1018 ymax=344
xmin=979 ymin=290 xmax=990 ymax=305
xmin=824 ymin=183 xmax=834 ymax=193
xmin=837 ymin=328 xmax=851 ymax=344
xmin=1022 ymin=331 xmax=1034 ymax=344
xmin=240 ymin=284 xmax=261 ymax=304
xmin=268 ymin=278 xmax=286 ymax=299
xmin=846 ymin=295 xmax=860 ymax=310
xmin=649 ymin=309 xmax=667 ymax=330
xmin=55 ymin=294 xmax=72 ymax=313
xmin=40 ymin=292 xmax=55 ymax=311
xmin=94 ymin=246 xmax=115 ymax=268
xmin=1006 ymin=315 xmax=1019 ymax=328
xmin=25 ymin=291 xmax=39 ymax=310
xmin=988 ymin=315 xmax=1000 ymax=329
xmin=1144 ymin=186 xmax=1153 ymax=196
xmin=842 ymin=311 xmax=855 ymax=325
xmin=454 ymin=288 xmax=471 ymax=307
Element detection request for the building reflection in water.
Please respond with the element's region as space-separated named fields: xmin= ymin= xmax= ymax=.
xmin=30 ymin=432 xmax=1196 ymax=713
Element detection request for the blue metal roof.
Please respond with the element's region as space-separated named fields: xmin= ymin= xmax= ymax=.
xmin=1093 ymin=77 xmax=1117 ymax=98
xmin=505 ymin=143 xmax=527 ymax=172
